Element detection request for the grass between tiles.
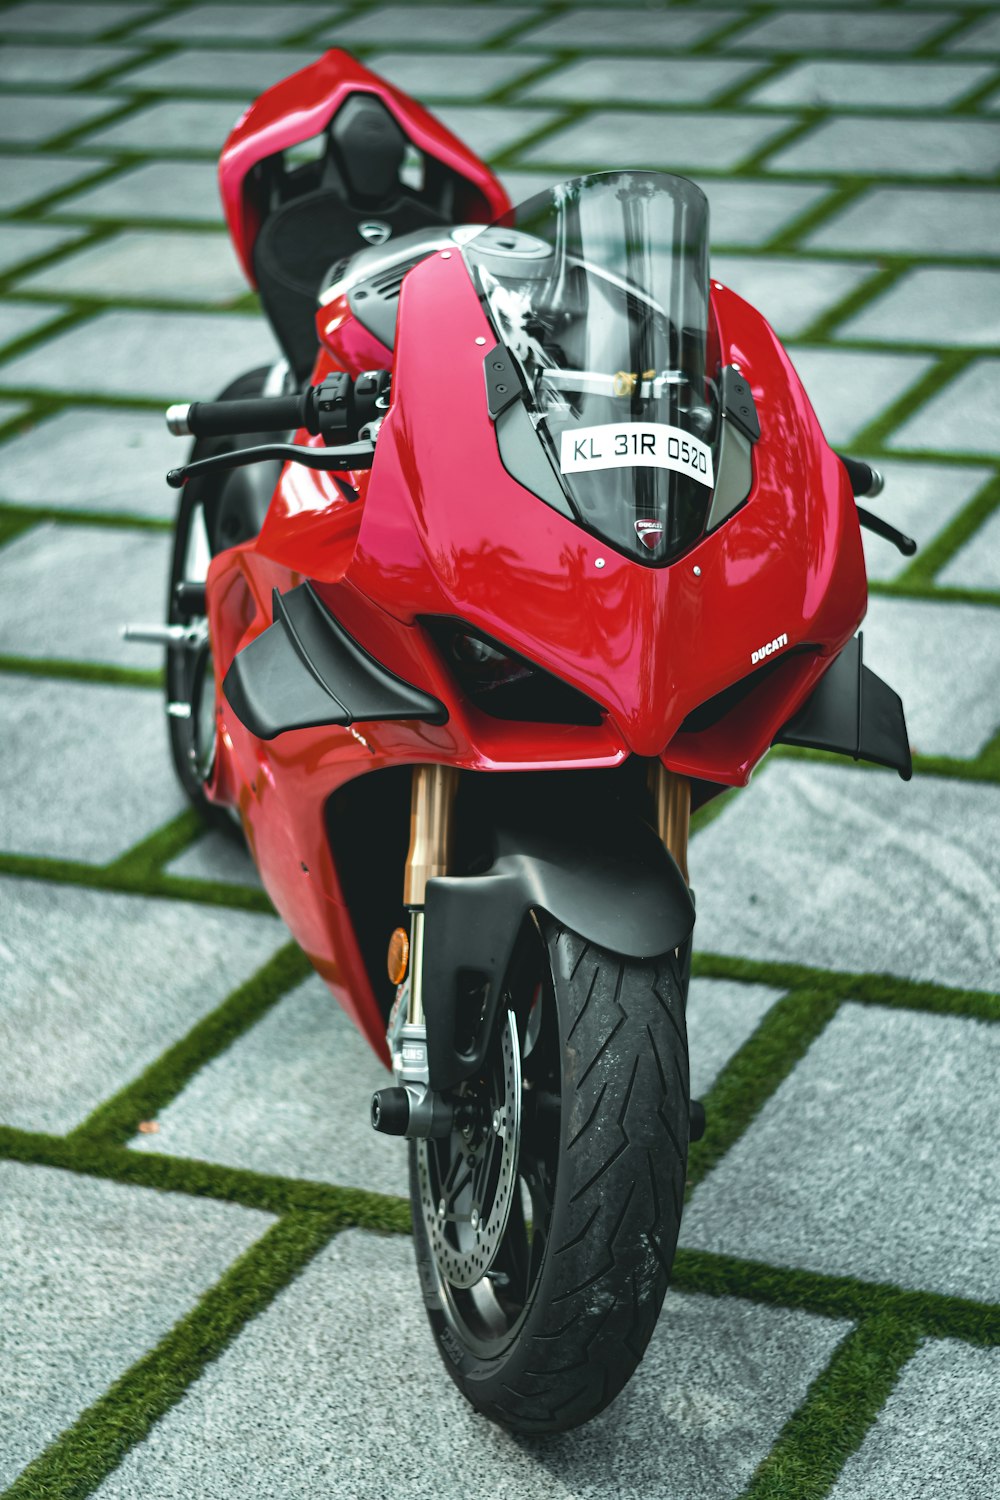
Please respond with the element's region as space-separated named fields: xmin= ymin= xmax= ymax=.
xmin=0 ymin=1211 xmax=380 ymax=1500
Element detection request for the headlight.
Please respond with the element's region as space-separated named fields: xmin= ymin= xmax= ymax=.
xmin=423 ymin=620 xmax=603 ymax=727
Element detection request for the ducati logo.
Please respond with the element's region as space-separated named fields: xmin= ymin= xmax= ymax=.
xmin=358 ymin=220 xmax=392 ymax=245
xmin=634 ymin=518 xmax=664 ymax=550
xmin=751 ymin=631 xmax=789 ymax=665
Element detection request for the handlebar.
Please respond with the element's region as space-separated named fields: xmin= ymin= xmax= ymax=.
xmin=166 ymin=393 xmax=307 ymax=439
xmin=836 ymin=453 xmax=884 ymax=499
xmin=165 ymin=369 xmax=391 ymax=446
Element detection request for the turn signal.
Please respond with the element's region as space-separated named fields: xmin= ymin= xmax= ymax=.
xmin=387 ymin=926 xmax=409 ymax=984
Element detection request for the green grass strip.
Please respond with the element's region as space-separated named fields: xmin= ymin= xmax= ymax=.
xmin=739 ymin=1317 xmax=924 ymax=1500
xmin=0 ymin=1209 xmax=398 ymax=1500
xmin=672 ymin=1252 xmax=999 ymax=1348
xmin=73 ymin=942 xmax=313 ymax=1146
xmin=0 ymin=502 xmax=172 ymax=533
xmin=0 ymin=654 xmax=162 ymax=688
xmin=0 ymin=1125 xmax=413 ymax=1224
xmin=691 ymin=954 xmax=1000 ymax=1022
xmin=0 ymin=851 xmax=274 ymax=914
xmin=103 ymin=808 xmax=204 ymax=881
xmin=899 ymin=471 xmax=1000 ymax=586
xmin=687 ymin=987 xmax=839 ymax=1193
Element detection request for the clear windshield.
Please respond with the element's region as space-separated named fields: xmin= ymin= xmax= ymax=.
xmin=463 ymin=172 xmax=718 ymax=564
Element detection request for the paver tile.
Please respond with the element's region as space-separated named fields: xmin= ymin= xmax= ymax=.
xmin=130 ymin=975 xmax=408 ymax=1198
xmin=0 ymin=298 xmax=66 ymax=348
xmin=857 ymin=458 xmax=993 ymax=582
xmin=830 ymin=1341 xmax=1000 ymax=1500
xmin=431 ymin=104 xmax=559 ymax=160
xmin=0 ymin=223 xmax=81 ymax=280
xmin=0 ymin=404 xmax=184 ymax=518
xmin=0 ymin=521 xmax=170 ymax=669
xmin=0 ymin=43 xmax=138 ymax=85
xmin=0 ymin=308 xmax=278 ymax=401
xmin=765 ymin=117 xmax=1000 ymax=179
xmin=861 ymin=593 xmax=1000 ymax=758
xmin=785 ymin=345 xmax=934 ymax=446
xmin=838 ymin=267 xmax=1000 ymax=348
xmin=711 ymin=253 xmax=877 ymax=338
xmin=887 ymin=358 xmax=1000 ymax=457
xmin=365 ymin=49 xmax=549 ymax=103
xmin=3 ymin=674 xmax=188 ymax=861
xmin=682 ymin=1004 xmax=1000 ymax=1303
xmin=0 ymin=2 xmax=154 ymax=35
xmin=165 ymin=828 xmax=262 ymax=888
xmin=112 ymin=46 xmax=321 ymax=96
xmin=0 ymin=91 xmax=120 ymax=145
xmin=513 ymin=8 xmax=741 ymax=51
xmin=748 ymin=59 xmax=994 ymax=110
xmin=0 ymin=1160 xmax=273 ymax=1490
xmin=517 ymin=57 xmax=762 ymax=107
xmin=0 ymin=153 xmax=109 ymax=213
xmin=687 ymin=979 xmax=783 ymax=1100
xmin=0 ymin=878 xmax=283 ymax=1132
xmin=322 ymin=5 xmax=539 ymax=46
xmin=76 ymin=97 xmax=246 ymax=155
xmin=519 ymin=109 xmax=798 ymax=172
xmin=724 ymin=8 xmax=955 ymax=53
xmin=688 ymin=763 xmax=1000 ymax=993
xmin=499 ymin=174 xmax=834 ymax=250
xmin=136 ymin=3 xmax=334 ymax=43
xmin=945 ymin=13 xmax=1000 ymax=54
xmin=50 ymin=159 xmax=225 ymax=223
xmin=16 ymin=228 xmax=247 ymax=305
xmin=698 ymin=177 xmax=833 ymax=247
xmin=804 ymin=186 xmax=1000 ymax=259
xmin=94 ymin=1230 xmax=850 ymax=1500
xmin=937 ymin=504 xmax=1000 ymax=591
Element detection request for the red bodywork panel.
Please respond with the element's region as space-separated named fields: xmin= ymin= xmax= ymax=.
xmin=218 ymin=49 xmax=510 ymax=287
xmin=206 ymin=55 xmax=867 ymax=1063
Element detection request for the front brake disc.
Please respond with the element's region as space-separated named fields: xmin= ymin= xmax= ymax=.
xmin=417 ymin=1010 xmax=521 ymax=1291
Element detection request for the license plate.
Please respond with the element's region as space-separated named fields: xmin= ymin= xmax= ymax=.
xmin=559 ymin=423 xmax=714 ymax=487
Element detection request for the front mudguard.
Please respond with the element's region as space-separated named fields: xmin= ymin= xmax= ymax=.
xmin=422 ymin=824 xmax=694 ymax=1091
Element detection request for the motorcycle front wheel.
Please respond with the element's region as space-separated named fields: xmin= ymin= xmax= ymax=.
xmin=411 ymin=915 xmax=689 ymax=1434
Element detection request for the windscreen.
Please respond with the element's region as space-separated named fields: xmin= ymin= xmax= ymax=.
xmin=463 ymin=172 xmax=718 ymax=565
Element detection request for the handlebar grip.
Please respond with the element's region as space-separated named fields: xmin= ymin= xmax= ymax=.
xmin=166 ymin=393 xmax=307 ymax=439
xmin=836 ymin=453 xmax=885 ymax=499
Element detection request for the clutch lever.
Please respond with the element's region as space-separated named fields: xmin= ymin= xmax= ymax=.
xmin=856 ymin=504 xmax=917 ymax=557
xmin=166 ymin=439 xmax=375 ymax=492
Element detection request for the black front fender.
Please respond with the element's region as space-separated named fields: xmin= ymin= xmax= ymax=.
xmin=422 ymin=823 xmax=694 ymax=1091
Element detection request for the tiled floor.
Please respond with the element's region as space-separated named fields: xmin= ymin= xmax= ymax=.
xmin=2 ymin=1 xmax=998 ymax=1497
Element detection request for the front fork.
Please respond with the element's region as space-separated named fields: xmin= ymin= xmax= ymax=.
xmin=373 ymin=766 xmax=459 ymax=1139
xmin=372 ymin=762 xmax=694 ymax=1138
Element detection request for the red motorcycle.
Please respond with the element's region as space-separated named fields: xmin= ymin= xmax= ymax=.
xmin=127 ymin=50 xmax=913 ymax=1433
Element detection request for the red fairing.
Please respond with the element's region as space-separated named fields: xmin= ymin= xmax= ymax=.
xmin=218 ymin=49 xmax=511 ymax=287
xmin=340 ymin=253 xmax=866 ymax=780
xmin=203 ymin=225 xmax=868 ymax=1064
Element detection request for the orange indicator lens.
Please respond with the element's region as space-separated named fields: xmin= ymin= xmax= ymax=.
xmin=387 ymin=926 xmax=409 ymax=984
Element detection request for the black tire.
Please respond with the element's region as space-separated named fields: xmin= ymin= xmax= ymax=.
xmin=165 ymin=365 xmax=282 ymax=826
xmin=411 ymin=916 xmax=689 ymax=1434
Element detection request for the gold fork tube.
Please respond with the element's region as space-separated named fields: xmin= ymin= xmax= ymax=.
xmin=649 ymin=762 xmax=691 ymax=886
xmin=404 ymin=764 xmax=458 ymax=1026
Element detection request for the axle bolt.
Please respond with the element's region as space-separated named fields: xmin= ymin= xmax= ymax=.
xmin=470 ymin=1207 xmax=480 ymax=1230
xmin=437 ymin=1198 xmax=446 ymax=1219
xmin=492 ymin=1110 xmax=502 ymax=1133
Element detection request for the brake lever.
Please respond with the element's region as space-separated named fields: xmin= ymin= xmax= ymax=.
xmin=166 ymin=440 xmax=376 ymax=490
xmin=856 ymin=504 xmax=917 ymax=557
